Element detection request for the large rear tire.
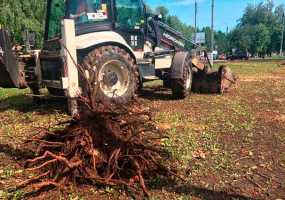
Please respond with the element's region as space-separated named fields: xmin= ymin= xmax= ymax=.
xmin=171 ymin=56 xmax=192 ymax=99
xmin=81 ymin=46 xmax=138 ymax=104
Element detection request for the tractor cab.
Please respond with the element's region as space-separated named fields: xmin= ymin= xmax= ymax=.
xmin=45 ymin=0 xmax=147 ymax=49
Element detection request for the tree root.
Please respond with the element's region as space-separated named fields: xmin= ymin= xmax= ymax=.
xmin=20 ymin=102 xmax=178 ymax=198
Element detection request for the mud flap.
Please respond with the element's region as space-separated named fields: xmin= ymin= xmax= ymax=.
xmin=0 ymin=28 xmax=21 ymax=88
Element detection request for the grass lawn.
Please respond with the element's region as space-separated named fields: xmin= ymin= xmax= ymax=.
xmin=0 ymin=60 xmax=284 ymax=199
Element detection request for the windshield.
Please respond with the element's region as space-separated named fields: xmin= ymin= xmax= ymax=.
xmin=68 ymin=0 xmax=109 ymax=25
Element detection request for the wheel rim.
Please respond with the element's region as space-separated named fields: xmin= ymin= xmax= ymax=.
xmin=98 ymin=60 xmax=130 ymax=98
xmin=185 ymin=66 xmax=192 ymax=89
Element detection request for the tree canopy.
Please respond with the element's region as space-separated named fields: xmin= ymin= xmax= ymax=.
xmin=228 ymin=2 xmax=285 ymax=56
xmin=0 ymin=0 xmax=46 ymax=47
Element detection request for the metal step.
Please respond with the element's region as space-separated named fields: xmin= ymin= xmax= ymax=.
xmin=137 ymin=59 xmax=151 ymax=65
xmin=144 ymin=50 xmax=175 ymax=59
xmin=42 ymin=80 xmax=62 ymax=89
xmin=26 ymin=94 xmax=66 ymax=99
xmin=142 ymin=75 xmax=159 ymax=81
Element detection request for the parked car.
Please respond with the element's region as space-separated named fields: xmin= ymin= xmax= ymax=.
xmin=227 ymin=50 xmax=249 ymax=60
xmin=218 ymin=53 xmax=227 ymax=60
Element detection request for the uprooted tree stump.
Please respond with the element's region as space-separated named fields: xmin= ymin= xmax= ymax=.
xmin=18 ymin=101 xmax=179 ymax=198
xmin=14 ymin=56 xmax=182 ymax=199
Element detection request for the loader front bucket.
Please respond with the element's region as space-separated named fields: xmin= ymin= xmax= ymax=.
xmin=0 ymin=28 xmax=22 ymax=88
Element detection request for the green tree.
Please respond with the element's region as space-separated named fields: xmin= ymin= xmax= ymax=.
xmin=155 ymin=6 xmax=169 ymax=22
xmin=229 ymin=1 xmax=285 ymax=56
xmin=0 ymin=0 xmax=46 ymax=47
xmin=254 ymin=24 xmax=271 ymax=56
xmin=215 ymin=31 xmax=228 ymax=54
xmin=154 ymin=6 xmax=195 ymax=48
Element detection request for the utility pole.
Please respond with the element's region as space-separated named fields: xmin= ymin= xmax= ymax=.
xmin=211 ymin=0 xmax=215 ymax=52
xmin=194 ymin=0 xmax=197 ymax=43
xmin=280 ymin=13 xmax=284 ymax=56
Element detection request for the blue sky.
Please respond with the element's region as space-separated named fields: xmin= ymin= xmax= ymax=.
xmin=144 ymin=0 xmax=285 ymax=32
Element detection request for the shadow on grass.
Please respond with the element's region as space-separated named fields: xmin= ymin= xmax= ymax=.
xmin=149 ymin=177 xmax=255 ymax=200
xmin=0 ymin=94 xmax=68 ymax=114
xmin=168 ymin=184 xmax=254 ymax=200
xmin=139 ymin=87 xmax=174 ymax=101
xmin=139 ymin=87 xmax=222 ymax=101
xmin=17 ymin=177 xmax=256 ymax=200
xmin=0 ymin=143 xmax=35 ymax=161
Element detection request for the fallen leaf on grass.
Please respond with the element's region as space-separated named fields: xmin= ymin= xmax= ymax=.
xmin=275 ymin=114 xmax=285 ymax=122
xmin=192 ymin=150 xmax=206 ymax=159
xmin=248 ymin=151 xmax=253 ymax=156
xmin=158 ymin=123 xmax=171 ymax=130
xmin=274 ymin=98 xmax=285 ymax=103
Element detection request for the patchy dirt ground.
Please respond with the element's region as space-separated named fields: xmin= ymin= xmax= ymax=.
xmin=0 ymin=60 xmax=284 ymax=200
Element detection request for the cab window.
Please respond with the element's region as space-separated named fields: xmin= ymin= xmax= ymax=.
xmin=68 ymin=0 xmax=109 ymax=25
xmin=47 ymin=0 xmax=65 ymax=39
xmin=115 ymin=0 xmax=144 ymax=29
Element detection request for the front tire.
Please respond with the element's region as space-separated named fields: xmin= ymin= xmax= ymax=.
xmin=81 ymin=46 xmax=138 ymax=104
